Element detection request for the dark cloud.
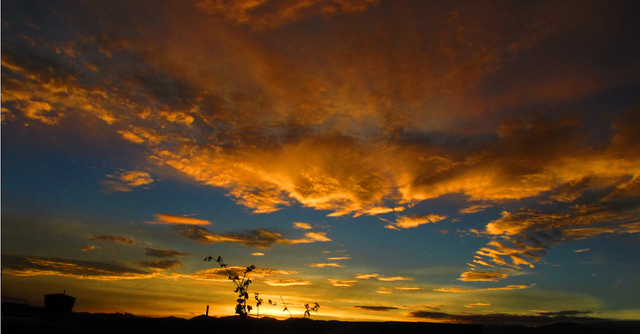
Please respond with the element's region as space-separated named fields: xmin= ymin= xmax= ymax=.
xmin=144 ymin=248 xmax=189 ymax=258
xmin=171 ymin=225 xmax=329 ymax=249
xmin=134 ymin=260 xmax=183 ymax=270
xmin=1 ymin=253 xmax=152 ymax=280
xmin=352 ymin=306 xmax=399 ymax=312
xmin=86 ymin=235 xmax=138 ymax=244
xmin=192 ymin=0 xmax=379 ymax=31
xmin=409 ymin=309 xmax=598 ymax=326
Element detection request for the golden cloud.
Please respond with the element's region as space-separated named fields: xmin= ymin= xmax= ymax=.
xmin=148 ymin=213 xmax=211 ymax=225
xmin=355 ymin=274 xmax=413 ymax=281
xmin=81 ymin=245 xmax=99 ymax=252
xmin=262 ymin=279 xmax=312 ymax=287
xmin=293 ymin=222 xmax=312 ymax=229
xmin=328 ymin=279 xmax=357 ymax=287
xmin=458 ymin=270 xmax=508 ymax=282
xmin=385 ymin=214 xmax=447 ymax=230
xmin=434 ymin=284 xmax=531 ymax=293
xmin=102 ymin=170 xmax=153 ymax=193
xmin=460 ymin=205 xmax=492 ymax=214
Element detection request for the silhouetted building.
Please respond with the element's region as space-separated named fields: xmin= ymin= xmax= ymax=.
xmin=44 ymin=290 xmax=75 ymax=313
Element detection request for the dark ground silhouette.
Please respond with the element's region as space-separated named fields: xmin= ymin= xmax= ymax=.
xmin=2 ymin=302 xmax=639 ymax=334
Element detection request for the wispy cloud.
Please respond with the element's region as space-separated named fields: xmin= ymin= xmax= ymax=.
xmin=466 ymin=303 xmax=491 ymax=307
xmin=434 ymin=284 xmax=532 ymax=293
xmin=309 ymin=263 xmax=344 ymax=268
xmin=192 ymin=0 xmax=379 ymax=30
xmin=327 ymin=257 xmax=349 ymax=260
xmin=2 ymin=254 xmax=153 ymax=281
xmin=262 ymin=279 xmax=312 ymax=287
xmin=328 ymin=279 xmax=357 ymax=287
xmin=459 ymin=205 xmax=492 ymax=214
xmin=409 ymin=309 xmax=598 ymax=325
xmin=356 ymin=274 xmax=413 ymax=281
xmin=188 ymin=266 xmax=298 ymax=281
xmin=81 ymin=245 xmax=99 ymax=252
xmin=574 ymin=248 xmax=590 ymax=253
xmin=385 ymin=214 xmax=447 ymax=230
xmin=252 ymin=253 xmax=265 ymax=256
xmin=376 ymin=287 xmax=392 ymax=294
xmin=86 ymin=235 xmax=138 ymax=245
xmin=144 ymin=248 xmax=189 ymax=258
xmin=395 ymin=287 xmax=421 ymax=291
xmin=292 ymin=222 xmax=312 ymax=229
xmin=134 ymin=260 xmax=183 ymax=271
xmin=458 ymin=270 xmax=508 ymax=282
xmin=147 ymin=213 xmax=211 ymax=225
xmin=351 ymin=306 xmax=399 ymax=312
xmin=102 ymin=170 xmax=153 ymax=193
xmin=171 ymin=225 xmax=330 ymax=249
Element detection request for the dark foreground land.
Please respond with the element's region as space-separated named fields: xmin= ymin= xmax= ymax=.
xmin=2 ymin=303 xmax=639 ymax=334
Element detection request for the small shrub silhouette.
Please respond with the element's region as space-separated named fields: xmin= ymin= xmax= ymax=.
xmin=254 ymin=293 xmax=263 ymax=318
xmin=204 ymin=255 xmax=254 ymax=319
xmin=304 ymin=303 xmax=320 ymax=318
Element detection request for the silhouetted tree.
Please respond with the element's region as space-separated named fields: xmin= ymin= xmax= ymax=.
xmin=204 ymin=255 xmax=254 ymax=319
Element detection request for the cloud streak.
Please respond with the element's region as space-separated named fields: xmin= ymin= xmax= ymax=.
xmin=171 ymin=225 xmax=330 ymax=249
xmin=86 ymin=235 xmax=138 ymax=245
xmin=147 ymin=214 xmax=211 ymax=225
xmin=409 ymin=309 xmax=598 ymax=326
xmin=144 ymin=248 xmax=189 ymax=258
xmin=2 ymin=254 xmax=153 ymax=281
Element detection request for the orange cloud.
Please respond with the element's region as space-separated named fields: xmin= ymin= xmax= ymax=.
xmin=148 ymin=213 xmax=211 ymax=225
xmin=395 ymin=287 xmax=421 ymax=291
xmin=434 ymin=285 xmax=531 ymax=293
xmin=385 ymin=214 xmax=447 ymax=230
xmin=81 ymin=245 xmax=99 ymax=252
xmin=293 ymin=222 xmax=312 ymax=229
xmin=460 ymin=205 xmax=492 ymax=214
xmin=355 ymin=274 xmax=413 ymax=281
xmin=102 ymin=170 xmax=153 ymax=193
xmin=458 ymin=271 xmax=508 ymax=282
xmin=328 ymin=279 xmax=357 ymax=287
xmin=262 ymin=279 xmax=312 ymax=287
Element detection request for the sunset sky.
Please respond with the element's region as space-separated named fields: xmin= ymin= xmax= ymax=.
xmin=2 ymin=0 xmax=640 ymax=324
